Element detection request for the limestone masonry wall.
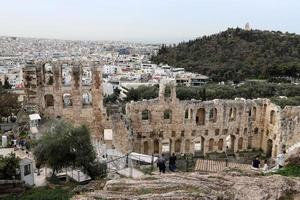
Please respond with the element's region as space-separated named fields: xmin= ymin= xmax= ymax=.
xmin=23 ymin=62 xmax=300 ymax=158
xmin=125 ymin=83 xmax=300 ymax=158
xmin=23 ymin=61 xmax=105 ymax=140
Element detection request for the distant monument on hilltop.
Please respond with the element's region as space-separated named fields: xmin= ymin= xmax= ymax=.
xmin=245 ymin=22 xmax=251 ymax=31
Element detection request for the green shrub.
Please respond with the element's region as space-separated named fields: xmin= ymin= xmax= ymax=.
xmin=274 ymin=165 xmax=300 ymax=177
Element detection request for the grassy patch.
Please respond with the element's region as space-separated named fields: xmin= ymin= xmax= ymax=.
xmin=2 ymin=186 xmax=75 ymax=200
xmin=274 ymin=165 xmax=300 ymax=177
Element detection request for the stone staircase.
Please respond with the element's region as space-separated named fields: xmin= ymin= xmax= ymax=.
xmin=195 ymin=159 xmax=251 ymax=172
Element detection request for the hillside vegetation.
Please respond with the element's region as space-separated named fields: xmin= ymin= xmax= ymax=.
xmin=151 ymin=28 xmax=300 ymax=82
xmin=123 ymin=82 xmax=300 ymax=107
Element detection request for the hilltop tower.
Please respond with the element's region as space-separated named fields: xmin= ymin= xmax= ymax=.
xmin=245 ymin=22 xmax=251 ymax=31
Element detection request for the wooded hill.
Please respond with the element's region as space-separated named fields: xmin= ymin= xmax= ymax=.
xmin=151 ymin=28 xmax=300 ymax=82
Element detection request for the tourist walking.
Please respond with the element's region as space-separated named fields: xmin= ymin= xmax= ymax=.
xmin=169 ymin=153 xmax=177 ymax=172
xmin=157 ymin=154 xmax=166 ymax=175
xmin=277 ymin=150 xmax=286 ymax=169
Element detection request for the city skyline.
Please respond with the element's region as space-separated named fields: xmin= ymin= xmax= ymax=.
xmin=1 ymin=0 xmax=300 ymax=43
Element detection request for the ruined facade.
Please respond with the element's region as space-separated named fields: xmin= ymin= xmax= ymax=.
xmin=23 ymin=61 xmax=105 ymax=140
xmin=23 ymin=62 xmax=300 ymax=158
xmin=125 ymin=82 xmax=300 ymax=158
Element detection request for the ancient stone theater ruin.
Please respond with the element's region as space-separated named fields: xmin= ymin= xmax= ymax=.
xmin=23 ymin=62 xmax=300 ymax=159
xmin=23 ymin=61 xmax=105 ymax=140
xmin=125 ymin=82 xmax=300 ymax=158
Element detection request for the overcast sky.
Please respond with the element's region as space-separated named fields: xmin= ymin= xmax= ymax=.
xmin=0 ymin=0 xmax=299 ymax=43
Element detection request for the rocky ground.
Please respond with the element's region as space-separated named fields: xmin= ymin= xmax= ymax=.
xmin=71 ymin=169 xmax=300 ymax=200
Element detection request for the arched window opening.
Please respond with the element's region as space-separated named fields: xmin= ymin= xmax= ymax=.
xmin=143 ymin=141 xmax=149 ymax=155
xmin=164 ymin=85 xmax=171 ymax=98
xmin=44 ymin=94 xmax=54 ymax=107
xmin=252 ymin=107 xmax=257 ymax=121
xmin=209 ymin=108 xmax=217 ymax=123
xmin=226 ymin=135 xmax=236 ymax=152
xmin=185 ymin=139 xmax=190 ymax=153
xmin=154 ymin=139 xmax=159 ymax=154
xmin=162 ymin=139 xmax=170 ymax=153
xmin=82 ymin=91 xmax=92 ymax=106
xmin=63 ymin=93 xmax=72 ymax=107
xmin=82 ymin=66 xmax=92 ymax=86
xmin=164 ymin=109 xmax=172 ymax=120
xmin=208 ymin=138 xmax=214 ymax=152
xmin=185 ymin=109 xmax=189 ymax=119
xmin=44 ymin=63 xmax=54 ymax=85
xmin=215 ymin=129 xmax=220 ymax=136
xmin=229 ymin=108 xmax=237 ymax=121
xmin=270 ymin=110 xmax=276 ymax=124
xmin=266 ymin=139 xmax=273 ymax=158
xmin=247 ymin=136 xmax=253 ymax=149
xmin=218 ymin=139 xmax=223 ymax=151
xmin=238 ymin=137 xmax=243 ymax=150
xmin=175 ymin=139 xmax=181 ymax=153
xmin=196 ymin=108 xmax=205 ymax=125
xmin=142 ymin=109 xmax=151 ymax=121
xmin=61 ymin=64 xmax=72 ymax=86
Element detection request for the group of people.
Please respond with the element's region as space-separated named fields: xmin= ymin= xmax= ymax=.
xmin=156 ymin=153 xmax=177 ymax=174
xmin=252 ymin=150 xmax=286 ymax=172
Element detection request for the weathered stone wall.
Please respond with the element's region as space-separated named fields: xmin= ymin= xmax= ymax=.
xmin=23 ymin=61 xmax=105 ymax=140
xmin=125 ymin=83 xmax=300 ymax=158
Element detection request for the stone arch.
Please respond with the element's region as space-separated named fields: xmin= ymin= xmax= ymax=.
xmin=142 ymin=109 xmax=151 ymax=121
xmin=185 ymin=109 xmax=189 ymax=119
xmin=247 ymin=136 xmax=253 ymax=149
xmin=208 ymin=138 xmax=214 ymax=152
xmin=162 ymin=138 xmax=170 ymax=153
xmin=43 ymin=63 xmax=54 ymax=85
xmin=81 ymin=66 xmax=92 ymax=86
xmin=189 ymin=109 xmax=194 ymax=119
xmin=196 ymin=108 xmax=205 ymax=125
xmin=185 ymin=139 xmax=190 ymax=153
xmin=163 ymin=109 xmax=172 ymax=120
xmin=252 ymin=107 xmax=257 ymax=121
xmin=175 ymin=139 xmax=181 ymax=153
xmin=82 ymin=91 xmax=92 ymax=106
xmin=209 ymin=108 xmax=217 ymax=123
xmin=61 ymin=64 xmax=72 ymax=86
xmin=266 ymin=139 xmax=273 ymax=158
xmin=164 ymin=85 xmax=171 ymax=98
xmin=226 ymin=135 xmax=236 ymax=152
xmin=238 ymin=137 xmax=243 ymax=150
xmin=270 ymin=110 xmax=276 ymax=124
xmin=229 ymin=107 xmax=237 ymax=121
xmin=44 ymin=94 xmax=54 ymax=107
xmin=194 ymin=137 xmax=205 ymax=153
xmin=63 ymin=93 xmax=72 ymax=107
xmin=154 ymin=139 xmax=159 ymax=154
xmin=218 ymin=139 xmax=224 ymax=151
xmin=143 ymin=141 xmax=149 ymax=155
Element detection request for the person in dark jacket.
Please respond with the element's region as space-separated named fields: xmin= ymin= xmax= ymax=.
xmin=157 ymin=154 xmax=166 ymax=175
xmin=169 ymin=153 xmax=177 ymax=172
